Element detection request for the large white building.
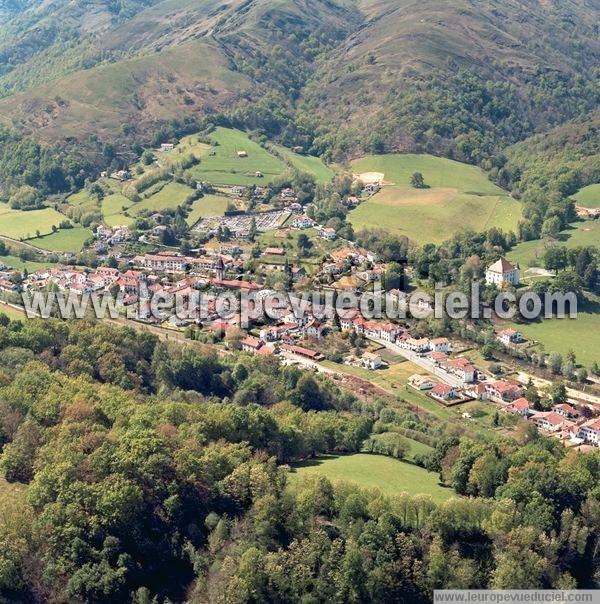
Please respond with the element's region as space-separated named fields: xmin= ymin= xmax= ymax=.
xmin=485 ymin=257 xmax=520 ymax=286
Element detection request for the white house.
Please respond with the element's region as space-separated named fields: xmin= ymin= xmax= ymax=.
xmin=319 ymin=227 xmax=337 ymax=241
xmin=429 ymin=337 xmax=450 ymax=353
xmin=409 ymin=374 xmax=436 ymax=390
xmin=485 ymin=380 xmax=523 ymax=403
xmin=552 ymin=403 xmax=579 ymax=420
xmin=485 ymin=257 xmax=520 ymax=286
xmin=497 ymin=328 xmax=523 ymax=346
xmin=291 ymin=215 xmax=315 ymax=229
xmin=399 ymin=337 xmax=430 ymax=354
xmin=378 ymin=323 xmax=401 ymax=342
xmin=430 ymin=384 xmax=457 ymax=401
xmin=361 ymin=352 xmax=382 ymax=370
xmin=577 ymin=419 xmax=600 ymax=445
xmin=530 ymin=411 xmax=565 ymax=433
xmin=304 ymin=318 xmax=326 ymax=339
xmin=506 ymin=397 xmax=531 ymax=416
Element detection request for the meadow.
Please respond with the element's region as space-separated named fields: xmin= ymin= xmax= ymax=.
xmin=129 ymin=182 xmax=196 ymax=215
xmin=573 ymin=183 xmax=600 ymax=208
xmin=189 ymin=127 xmax=288 ymax=186
xmin=102 ymin=193 xmax=132 ymax=217
xmin=351 ymin=154 xmax=503 ymax=193
xmin=186 ymin=194 xmax=231 ymax=226
xmin=66 ymin=188 xmax=98 ymax=210
xmin=271 ymin=144 xmax=335 ymax=183
xmin=291 ymin=454 xmax=454 ymax=503
xmin=0 ymin=254 xmax=53 ymax=271
xmin=508 ymin=219 xmax=600 ymax=268
xmin=29 ymin=227 xmax=92 ymax=252
xmin=0 ymin=206 xmax=69 ymax=240
xmin=507 ymin=304 xmax=600 ymax=368
xmin=348 ymin=154 xmax=520 ymax=244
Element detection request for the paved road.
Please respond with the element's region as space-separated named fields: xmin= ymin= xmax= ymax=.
xmin=516 ymin=371 xmax=600 ymax=408
xmin=5 ymin=298 xmax=599 ymax=407
xmin=366 ymin=336 xmax=465 ymax=388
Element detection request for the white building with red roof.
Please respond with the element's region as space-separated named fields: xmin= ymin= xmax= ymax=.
xmin=485 ymin=257 xmax=520 ymax=286
xmin=576 ymin=419 xmax=600 ymax=446
xmin=507 ymin=397 xmax=531 ymax=416
xmin=485 ymin=380 xmax=524 ymax=403
xmin=398 ymin=337 xmax=430 ymax=354
xmin=429 ymin=337 xmax=450 ymax=353
xmin=430 ymin=384 xmax=457 ymax=401
xmin=552 ymin=403 xmax=579 ymax=420
xmin=530 ymin=411 xmax=566 ymax=432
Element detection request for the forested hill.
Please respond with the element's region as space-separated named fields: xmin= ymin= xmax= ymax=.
xmin=301 ymin=0 xmax=600 ymax=161
xmin=0 ymin=0 xmax=597 ymax=194
xmin=1 ymin=318 xmax=600 ymax=601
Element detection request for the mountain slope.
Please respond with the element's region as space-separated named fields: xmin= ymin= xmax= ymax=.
xmin=301 ymin=0 xmax=600 ymax=160
xmin=0 ymin=0 xmax=597 ymax=199
xmin=0 ymin=0 xmax=359 ymax=149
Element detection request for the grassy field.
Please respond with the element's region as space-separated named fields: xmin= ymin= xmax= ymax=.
xmin=189 ymin=127 xmax=288 ymax=186
xmin=271 ymin=144 xmax=335 ymax=183
xmin=67 ymin=188 xmax=98 ymax=210
xmin=348 ymin=154 xmax=520 ymax=244
xmin=162 ymin=135 xmax=211 ymax=167
xmin=0 ymin=302 xmax=27 ymax=321
xmin=29 ymin=227 xmax=92 ymax=252
xmin=509 ymin=220 xmax=600 ymax=268
xmin=403 ymin=437 xmax=434 ymax=461
xmin=102 ymin=193 xmax=132 ymax=217
xmin=507 ymin=308 xmax=600 ymax=368
xmin=129 ymin=182 xmax=196 ymax=215
xmin=352 ymin=154 xmax=503 ymax=193
xmin=0 ymin=254 xmax=53 ymax=271
xmin=186 ymin=194 xmax=231 ymax=226
xmin=0 ymin=206 xmax=69 ymax=240
xmin=291 ymin=454 xmax=454 ymax=502
xmin=573 ymin=183 xmax=600 ymax=208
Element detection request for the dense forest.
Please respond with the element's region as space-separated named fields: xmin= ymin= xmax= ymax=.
xmin=0 ymin=317 xmax=599 ymax=602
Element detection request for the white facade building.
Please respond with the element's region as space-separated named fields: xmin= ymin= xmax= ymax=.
xmin=485 ymin=257 xmax=520 ymax=286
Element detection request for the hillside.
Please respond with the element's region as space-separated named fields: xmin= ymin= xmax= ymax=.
xmin=0 ymin=0 xmax=359 ymax=149
xmin=0 ymin=0 xmax=598 ymax=162
xmin=0 ymin=0 xmax=597 ymax=226
xmin=348 ymin=154 xmax=521 ymax=243
xmin=503 ymin=112 xmax=600 ymax=200
xmin=301 ymin=0 xmax=600 ymax=160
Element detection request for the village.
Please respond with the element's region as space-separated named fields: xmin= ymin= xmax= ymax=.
xmin=0 ymin=133 xmax=598 ymax=455
xmin=2 ymin=222 xmax=600 ymax=451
